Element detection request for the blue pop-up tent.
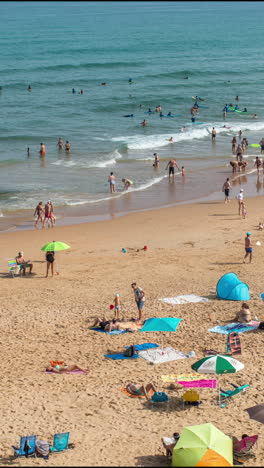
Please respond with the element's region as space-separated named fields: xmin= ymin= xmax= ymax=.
xmin=216 ymin=272 xmax=250 ymax=301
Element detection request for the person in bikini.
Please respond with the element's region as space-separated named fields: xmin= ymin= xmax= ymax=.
xmin=46 ymin=362 xmax=88 ymax=373
xmin=125 ymin=382 xmax=157 ymax=399
xmin=39 ymin=142 xmax=46 ymax=156
xmin=57 ymin=137 xmax=64 ymax=150
xmin=34 ymin=201 xmax=44 ymax=228
xmin=108 ymin=172 xmax=116 ymax=193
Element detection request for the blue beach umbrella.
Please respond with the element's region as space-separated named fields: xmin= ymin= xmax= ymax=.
xmin=140 ymin=317 xmax=182 ymax=347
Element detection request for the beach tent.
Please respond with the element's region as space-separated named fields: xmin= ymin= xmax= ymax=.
xmin=216 ymin=272 xmax=250 ymax=301
xmin=172 ymin=423 xmax=233 ymax=467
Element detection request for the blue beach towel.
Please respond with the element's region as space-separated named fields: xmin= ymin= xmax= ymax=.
xmin=104 ymin=353 xmax=140 ymax=360
xmin=124 ymin=343 xmax=159 ymax=351
xmin=90 ymin=327 xmax=127 ymax=335
xmin=209 ymin=322 xmax=259 ymax=335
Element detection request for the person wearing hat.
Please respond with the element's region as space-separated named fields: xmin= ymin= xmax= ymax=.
xmin=243 ymin=232 xmax=252 ymax=264
xmin=237 ymin=189 xmax=244 ymax=215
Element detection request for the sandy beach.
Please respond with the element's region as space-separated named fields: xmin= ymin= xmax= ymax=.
xmin=1 ymin=194 xmax=264 ymax=466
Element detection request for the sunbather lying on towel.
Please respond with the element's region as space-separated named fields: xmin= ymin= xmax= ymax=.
xmin=126 ymin=382 xmax=157 ymax=399
xmin=46 ymin=363 xmax=89 ymax=373
xmin=90 ymin=316 xmax=143 ymax=332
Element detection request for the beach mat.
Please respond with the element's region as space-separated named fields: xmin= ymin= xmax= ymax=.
xmin=45 ymin=369 xmax=87 ymax=374
xmin=138 ymin=347 xmax=194 ymax=364
xmin=124 ymin=343 xmax=159 ymax=351
xmin=226 ymin=332 xmax=241 ymax=355
xmin=121 ymin=387 xmax=155 ymax=399
xmin=90 ymin=327 xmax=127 ymax=335
xmin=209 ymin=322 xmax=259 ymax=335
xmin=104 ymin=353 xmax=140 ymax=360
xmin=160 ymin=294 xmax=209 ymax=305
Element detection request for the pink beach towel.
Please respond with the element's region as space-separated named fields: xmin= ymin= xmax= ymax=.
xmin=176 ymin=379 xmax=217 ymax=388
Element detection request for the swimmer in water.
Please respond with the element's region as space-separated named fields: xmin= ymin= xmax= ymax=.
xmin=27 ymin=147 xmax=30 ymax=157
xmin=72 ymin=88 xmax=76 ymax=94
xmin=101 ymin=82 xmax=107 ymax=86
xmin=40 ymin=142 xmax=46 ymax=156
xmin=153 ymin=153 xmax=159 ymax=168
xmin=65 ymin=141 xmax=71 ymax=152
xmin=57 ymin=138 xmax=64 ymax=150
xmin=235 ymin=95 xmax=239 ymax=101
xmin=169 ymin=137 xmax=173 ymax=142
xmin=28 ymin=85 xmax=31 ymax=91
xmin=141 ymin=119 xmax=147 ymax=127
xmin=167 ymin=112 xmax=172 ymax=116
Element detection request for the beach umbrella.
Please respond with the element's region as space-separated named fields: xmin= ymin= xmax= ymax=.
xmin=191 ymin=354 xmax=244 ymax=374
xmin=41 ymin=241 xmax=71 ymax=274
xmin=172 ymin=423 xmax=233 ymax=467
xmin=40 ymin=241 xmax=71 ymax=252
xmin=245 ymin=403 xmax=264 ymax=424
xmin=139 ymin=317 xmax=182 ymax=347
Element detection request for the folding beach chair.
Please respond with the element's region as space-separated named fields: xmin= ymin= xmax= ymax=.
xmin=12 ymin=435 xmax=37 ymax=457
xmin=49 ymin=432 xmax=72 ymax=453
xmin=234 ymin=435 xmax=258 ymax=460
xmin=220 ymin=384 xmax=249 ymax=400
xmin=7 ymin=258 xmax=21 ymax=277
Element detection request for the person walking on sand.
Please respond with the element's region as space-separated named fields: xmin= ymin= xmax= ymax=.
xmin=166 ymin=158 xmax=180 ymax=180
xmin=243 ymin=232 xmax=252 ymax=264
xmin=212 ymin=127 xmax=216 ymax=142
xmin=108 ymin=172 xmax=116 ymax=193
xmin=131 ymin=282 xmax=145 ymax=321
xmin=241 ymin=201 xmax=247 ymax=219
xmin=222 ymin=178 xmax=232 ymax=203
xmin=43 ymin=200 xmax=55 ymax=228
xmin=237 ymin=189 xmax=244 ymax=215
xmin=34 ymin=201 xmax=44 ymax=228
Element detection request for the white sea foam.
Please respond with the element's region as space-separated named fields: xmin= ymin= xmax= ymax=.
xmin=111 ymin=120 xmax=264 ymax=151
xmin=65 ymin=175 xmax=168 ymax=206
xmin=51 ymin=149 xmax=122 ymax=169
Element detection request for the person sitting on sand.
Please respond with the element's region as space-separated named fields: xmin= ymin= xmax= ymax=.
xmin=16 ymin=251 xmax=33 ymax=276
xmin=233 ymin=303 xmax=255 ymax=323
xmin=125 ymin=382 xmax=157 ymax=399
xmin=46 ymin=363 xmax=88 ymax=373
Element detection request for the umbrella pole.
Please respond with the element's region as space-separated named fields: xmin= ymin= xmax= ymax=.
xmin=55 ymin=253 xmax=60 ymax=275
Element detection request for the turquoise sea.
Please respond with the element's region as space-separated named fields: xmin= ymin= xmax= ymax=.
xmin=1 ymin=1 xmax=264 ymax=229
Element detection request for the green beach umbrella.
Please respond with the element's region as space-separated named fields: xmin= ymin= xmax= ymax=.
xmin=41 ymin=241 xmax=71 ymax=252
xmin=172 ymin=423 xmax=233 ymax=467
xmin=191 ymin=354 xmax=244 ymax=374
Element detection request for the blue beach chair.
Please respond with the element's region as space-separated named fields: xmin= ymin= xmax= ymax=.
xmin=12 ymin=435 xmax=37 ymax=457
xmin=220 ymin=384 xmax=250 ymax=400
xmin=49 ymin=432 xmax=70 ymax=453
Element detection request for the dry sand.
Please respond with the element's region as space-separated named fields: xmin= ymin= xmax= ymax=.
xmin=1 ymin=196 xmax=264 ymax=466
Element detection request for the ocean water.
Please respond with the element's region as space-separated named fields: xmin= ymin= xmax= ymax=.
xmin=1 ymin=0 xmax=264 ymax=229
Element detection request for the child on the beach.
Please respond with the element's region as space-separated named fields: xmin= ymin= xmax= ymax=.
xmin=258 ymin=221 xmax=264 ymax=230
xmin=114 ymin=293 xmax=122 ymax=320
xmin=241 ymin=202 xmax=247 ymax=219
xmin=181 ymin=166 xmax=185 ymax=177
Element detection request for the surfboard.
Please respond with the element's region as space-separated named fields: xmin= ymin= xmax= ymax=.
xmin=235 ymin=110 xmax=248 ymax=113
xmin=164 ymin=114 xmax=183 ymax=117
xmin=144 ymin=111 xmax=154 ymax=114
xmin=249 ymin=144 xmax=260 ymax=147
xmin=185 ymin=122 xmax=204 ymax=125
xmin=197 ymin=105 xmax=209 ymax=108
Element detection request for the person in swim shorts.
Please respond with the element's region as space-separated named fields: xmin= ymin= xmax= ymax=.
xmin=211 ymin=127 xmax=216 ymax=142
xmin=131 ymin=282 xmax=145 ymax=321
xmin=113 ymin=293 xmax=122 ymax=320
xmin=43 ymin=201 xmax=54 ymax=228
xmin=243 ymin=232 xmax=252 ymax=264
xmin=40 ymin=142 xmax=46 ymax=156
xmin=166 ymin=159 xmax=180 ymax=179
xmin=222 ymin=178 xmax=231 ymax=203
xmin=108 ymin=172 xmax=116 ymax=193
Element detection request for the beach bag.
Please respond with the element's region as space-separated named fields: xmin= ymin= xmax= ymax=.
xmin=36 ymin=440 xmax=49 ymax=459
xmin=258 ymin=322 xmax=264 ymax=329
xmin=151 ymin=392 xmax=168 ymax=402
xmin=124 ymin=345 xmax=136 ymax=357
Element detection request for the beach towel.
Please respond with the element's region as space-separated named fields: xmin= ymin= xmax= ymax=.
xmin=121 ymin=387 xmax=155 ymax=399
xmin=138 ymin=347 xmax=195 ymax=364
xmin=124 ymin=343 xmax=159 ymax=351
xmin=45 ymin=369 xmax=87 ymax=374
xmin=161 ymin=374 xmax=217 ymax=388
xmin=209 ymin=321 xmax=259 ymax=335
xmin=160 ymin=294 xmax=209 ymax=305
xmin=90 ymin=327 xmax=127 ymax=335
xmin=104 ymin=353 xmax=140 ymax=360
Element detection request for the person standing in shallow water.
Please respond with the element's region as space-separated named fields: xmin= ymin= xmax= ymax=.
xmin=222 ymin=178 xmax=231 ymax=203
xmin=108 ymin=172 xmax=116 ymax=193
